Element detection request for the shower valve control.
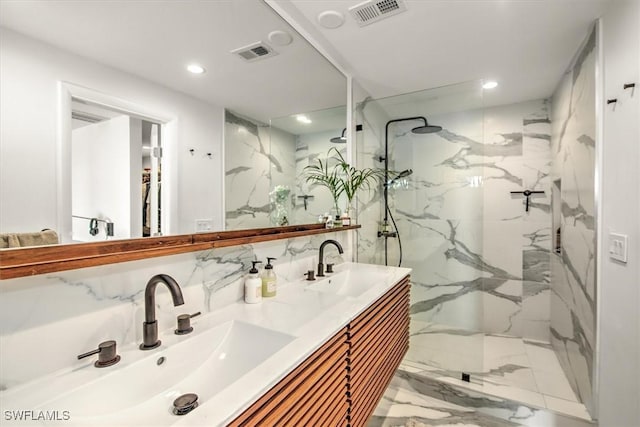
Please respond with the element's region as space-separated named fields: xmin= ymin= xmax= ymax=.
xmin=378 ymin=230 xmax=397 ymax=238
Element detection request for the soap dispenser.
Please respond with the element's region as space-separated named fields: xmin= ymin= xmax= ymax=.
xmin=244 ymin=261 xmax=262 ymax=304
xmin=261 ymin=257 xmax=277 ymax=298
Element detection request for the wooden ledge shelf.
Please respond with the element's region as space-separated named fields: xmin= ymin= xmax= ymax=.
xmin=0 ymin=224 xmax=360 ymax=280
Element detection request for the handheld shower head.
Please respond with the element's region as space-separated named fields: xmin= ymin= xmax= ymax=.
xmin=386 ymin=169 xmax=413 ymax=187
xmin=395 ymin=168 xmax=413 ymax=179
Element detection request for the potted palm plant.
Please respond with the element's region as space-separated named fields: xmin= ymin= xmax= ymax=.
xmin=304 ymin=147 xmax=383 ymax=223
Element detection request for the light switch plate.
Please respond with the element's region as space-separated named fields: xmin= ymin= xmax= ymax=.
xmin=609 ymin=232 xmax=628 ymax=263
xmin=195 ymin=219 xmax=214 ymax=233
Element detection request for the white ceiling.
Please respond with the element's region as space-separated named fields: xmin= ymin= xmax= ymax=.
xmin=0 ymin=0 xmax=613 ymax=121
xmin=279 ymin=0 xmax=611 ymax=107
xmin=0 ymin=0 xmax=347 ymax=123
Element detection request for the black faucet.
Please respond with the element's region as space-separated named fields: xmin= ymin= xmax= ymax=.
xmin=140 ymin=274 xmax=185 ymax=350
xmin=317 ymin=239 xmax=344 ymax=277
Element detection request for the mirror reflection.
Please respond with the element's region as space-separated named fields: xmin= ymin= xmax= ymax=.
xmin=0 ymin=0 xmax=346 ymax=247
xmin=71 ymin=100 xmax=163 ymax=241
xmin=224 ymin=105 xmax=346 ymax=230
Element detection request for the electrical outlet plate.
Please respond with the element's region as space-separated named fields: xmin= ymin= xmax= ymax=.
xmin=195 ymin=219 xmax=214 ymax=233
xmin=609 ymin=232 xmax=628 ymax=263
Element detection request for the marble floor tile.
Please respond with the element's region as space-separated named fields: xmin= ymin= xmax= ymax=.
xmin=402 ymin=330 xmax=592 ymax=422
xmin=532 ymin=369 xmax=579 ymax=402
xmin=481 ymin=366 xmax=538 ymax=393
xmin=368 ymin=371 xmax=524 ymax=427
xmin=371 ymin=367 xmax=595 ymax=427
xmin=479 ymin=381 xmax=547 ymax=408
xmin=523 ymin=341 xmax=564 ymax=374
xmin=542 ymin=395 xmax=591 ymax=420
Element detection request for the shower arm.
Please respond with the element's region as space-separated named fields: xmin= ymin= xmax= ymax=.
xmin=382 ymin=117 xmax=428 ymax=223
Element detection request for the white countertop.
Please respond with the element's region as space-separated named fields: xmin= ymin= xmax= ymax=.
xmin=0 ymin=262 xmax=411 ymax=427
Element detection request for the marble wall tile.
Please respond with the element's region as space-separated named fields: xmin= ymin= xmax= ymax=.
xmin=355 ymin=97 xmax=388 ymax=265
xmin=549 ymin=26 xmax=597 ymax=415
xmin=0 ymin=232 xmax=352 ymax=390
xmin=294 ymin=131 xmax=347 ymax=224
xmin=358 ymin=97 xmax=552 ymax=348
xmin=224 ymin=110 xmax=296 ymax=229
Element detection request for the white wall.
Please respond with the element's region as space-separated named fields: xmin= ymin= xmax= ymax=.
xmin=71 ymin=116 xmax=139 ymax=241
xmin=0 ymin=28 xmax=225 ymax=236
xmin=597 ymin=1 xmax=640 ymax=425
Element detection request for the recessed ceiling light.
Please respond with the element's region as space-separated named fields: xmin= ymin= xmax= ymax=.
xmin=296 ymin=115 xmax=312 ymax=124
xmin=187 ymin=64 xmax=206 ymax=74
xmin=318 ymin=10 xmax=345 ymax=29
xmin=482 ymin=81 xmax=498 ymax=89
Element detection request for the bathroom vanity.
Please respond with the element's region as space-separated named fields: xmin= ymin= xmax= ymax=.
xmin=228 ymin=274 xmax=410 ymax=427
xmin=0 ymin=262 xmax=410 ymax=427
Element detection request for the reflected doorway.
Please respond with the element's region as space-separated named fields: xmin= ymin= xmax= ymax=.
xmin=71 ymin=99 xmax=163 ymax=241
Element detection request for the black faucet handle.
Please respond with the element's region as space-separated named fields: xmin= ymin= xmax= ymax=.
xmin=326 ymin=263 xmax=335 ymax=273
xmin=175 ymin=312 xmax=201 ymax=335
xmin=305 ymin=270 xmax=316 ymax=281
xmin=317 ymin=262 xmax=325 ymax=277
xmin=78 ymin=340 xmax=121 ymax=368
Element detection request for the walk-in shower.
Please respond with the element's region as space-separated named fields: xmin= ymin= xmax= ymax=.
xmin=356 ymin=79 xmax=595 ymax=421
xmin=378 ymin=116 xmax=441 ymax=267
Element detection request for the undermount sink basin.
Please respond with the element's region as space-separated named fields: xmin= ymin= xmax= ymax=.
xmin=1 ymin=320 xmax=295 ymax=425
xmin=306 ymin=263 xmax=397 ymax=298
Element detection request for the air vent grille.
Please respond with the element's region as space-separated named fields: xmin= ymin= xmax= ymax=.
xmin=231 ymin=41 xmax=278 ymax=62
xmin=349 ymin=0 xmax=407 ymax=27
xmin=71 ymin=111 xmax=106 ymax=124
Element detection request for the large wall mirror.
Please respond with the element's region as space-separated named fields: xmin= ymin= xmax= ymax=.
xmin=0 ymin=0 xmax=346 ymax=248
xmin=224 ymin=105 xmax=346 ymax=230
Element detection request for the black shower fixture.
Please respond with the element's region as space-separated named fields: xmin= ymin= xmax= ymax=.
xmin=380 ymin=116 xmax=441 ymax=267
xmin=330 ymin=128 xmax=347 ymax=143
xmin=386 ymin=169 xmax=413 ymax=187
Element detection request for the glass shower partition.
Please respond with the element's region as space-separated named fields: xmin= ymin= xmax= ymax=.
xmin=356 ymin=81 xmax=486 ymax=385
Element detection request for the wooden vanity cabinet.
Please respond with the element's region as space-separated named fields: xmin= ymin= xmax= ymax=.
xmin=347 ymin=276 xmax=410 ymax=426
xmin=227 ymin=275 xmax=410 ymax=427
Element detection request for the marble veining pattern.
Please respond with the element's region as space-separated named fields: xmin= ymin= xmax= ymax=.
xmin=549 ymin=26 xmax=597 ymax=415
xmin=370 ymin=365 xmax=593 ymax=427
xmin=0 ymin=232 xmax=352 ymax=390
xmin=224 ymin=110 xmax=296 ymax=229
xmin=358 ymin=97 xmax=552 ymax=342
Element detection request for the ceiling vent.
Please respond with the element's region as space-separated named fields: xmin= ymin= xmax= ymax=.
xmin=231 ymin=41 xmax=278 ymax=62
xmin=348 ymin=0 xmax=407 ymax=27
xmin=71 ymin=111 xmax=107 ymax=124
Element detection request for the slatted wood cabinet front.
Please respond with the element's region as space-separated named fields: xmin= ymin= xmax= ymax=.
xmin=228 ymin=275 xmax=410 ymax=427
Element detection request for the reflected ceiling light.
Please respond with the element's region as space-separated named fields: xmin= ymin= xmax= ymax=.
xmin=142 ymin=145 xmax=151 ymax=150
xmin=482 ymin=80 xmax=498 ymax=89
xmin=296 ymin=114 xmax=312 ymax=124
xmin=186 ymin=63 xmax=206 ymax=74
xmin=268 ymin=30 xmax=293 ymax=46
xmin=318 ymin=10 xmax=345 ymax=29
xmin=238 ymin=126 xmax=247 ymax=134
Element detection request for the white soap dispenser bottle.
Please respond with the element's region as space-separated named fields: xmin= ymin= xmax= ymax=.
xmin=244 ymin=261 xmax=262 ymax=304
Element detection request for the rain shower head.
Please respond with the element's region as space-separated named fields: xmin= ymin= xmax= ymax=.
xmin=330 ymin=128 xmax=347 ymax=143
xmin=386 ymin=116 xmax=442 ymax=138
xmin=411 ymin=123 xmax=442 ymax=134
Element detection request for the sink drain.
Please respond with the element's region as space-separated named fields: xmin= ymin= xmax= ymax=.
xmin=173 ymin=393 xmax=198 ymax=415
